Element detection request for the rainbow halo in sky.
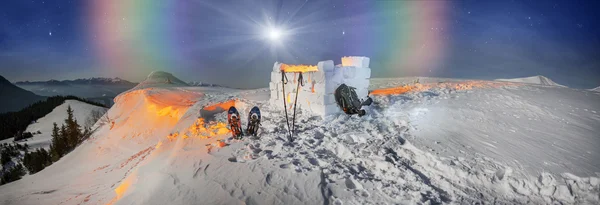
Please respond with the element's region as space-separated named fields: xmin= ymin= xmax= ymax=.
xmin=87 ymin=0 xmax=448 ymax=79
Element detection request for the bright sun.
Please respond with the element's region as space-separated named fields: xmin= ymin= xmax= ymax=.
xmin=267 ymin=28 xmax=281 ymax=41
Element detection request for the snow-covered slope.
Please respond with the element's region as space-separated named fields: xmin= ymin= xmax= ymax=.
xmin=0 ymin=100 xmax=108 ymax=150
xmin=495 ymin=75 xmax=565 ymax=87
xmin=589 ymin=86 xmax=600 ymax=92
xmin=1 ymin=72 xmax=598 ymax=204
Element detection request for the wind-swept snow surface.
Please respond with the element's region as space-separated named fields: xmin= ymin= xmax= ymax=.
xmin=1 ymin=73 xmax=598 ymax=205
xmin=495 ymin=75 xmax=565 ymax=87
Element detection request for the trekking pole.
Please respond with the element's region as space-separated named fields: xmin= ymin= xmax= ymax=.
xmin=291 ymin=72 xmax=303 ymax=137
xmin=281 ymin=72 xmax=293 ymax=143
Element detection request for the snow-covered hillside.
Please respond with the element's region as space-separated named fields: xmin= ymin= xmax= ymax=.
xmin=0 ymin=72 xmax=598 ymax=205
xmin=132 ymin=71 xmax=189 ymax=90
xmin=495 ymin=75 xmax=565 ymax=87
xmin=0 ymin=100 xmax=108 ymax=150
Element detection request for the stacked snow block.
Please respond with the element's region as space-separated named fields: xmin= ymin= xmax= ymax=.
xmin=269 ymin=56 xmax=371 ymax=117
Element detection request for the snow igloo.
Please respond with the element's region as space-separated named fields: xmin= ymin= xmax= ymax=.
xmin=269 ymin=56 xmax=371 ymax=117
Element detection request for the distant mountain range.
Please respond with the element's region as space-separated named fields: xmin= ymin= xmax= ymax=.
xmin=16 ymin=77 xmax=137 ymax=86
xmin=14 ymin=78 xmax=137 ymax=107
xmin=0 ymin=75 xmax=46 ymax=113
xmin=13 ymin=76 xmax=227 ymax=107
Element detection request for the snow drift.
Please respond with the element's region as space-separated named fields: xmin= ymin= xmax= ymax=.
xmin=1 ymin=72 xmax=598 ymax=205
xmin=495 ymin=75 xmax=565 ymax=87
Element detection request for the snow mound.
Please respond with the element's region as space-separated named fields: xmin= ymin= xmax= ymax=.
xmin=132 ymin=71 xmax=189 ymax=90
xmin=495 ymin=75 xmax=565 ymax=87
xmin=0 ymin=100 xmax=108 ymax=150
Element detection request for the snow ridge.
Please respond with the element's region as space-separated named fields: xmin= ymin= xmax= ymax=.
xmin=495 ymin=75 xmax=565 ymax=87
xmin=589 ymin=86 xmax=600 ymax=92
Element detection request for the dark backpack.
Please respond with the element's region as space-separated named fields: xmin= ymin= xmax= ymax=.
xmin=335 ymin=84 xmax=365 ymax=115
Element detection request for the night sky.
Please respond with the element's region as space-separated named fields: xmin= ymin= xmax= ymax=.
xmin=1 ymin=0 xmax=599 ymax=89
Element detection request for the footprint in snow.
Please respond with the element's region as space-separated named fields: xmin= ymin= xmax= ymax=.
xmin=354 ymin=189 xmax=370 ymax=198
xmin=308 ymin=158 xmax=319 ymax=166
xmin=345 ymin=178 xmax=357 ymax=189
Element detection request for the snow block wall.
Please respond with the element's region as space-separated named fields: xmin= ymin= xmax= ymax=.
xmin=269 ymin=56 xmax=371 ymax=117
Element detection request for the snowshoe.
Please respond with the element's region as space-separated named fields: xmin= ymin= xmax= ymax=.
xmin=227 ymin=106 xmax=243 ymax=139
xmin=361 ymin=96 xmax=373 ymax=107
xmin=335 ymin=84 xmax=368 ymax=116
xmin=246 ymin=106 xmax=261 ymax=137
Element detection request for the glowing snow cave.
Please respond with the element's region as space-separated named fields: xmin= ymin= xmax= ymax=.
xmin=269 ymin=56 xmax=371 ymax=117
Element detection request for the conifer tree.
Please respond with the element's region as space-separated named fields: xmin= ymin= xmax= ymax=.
xmin=65 ymin=106 xmax=82 ymax=149
xmin=60 ymin=124 xmax=67 ymax=152
xmin=49 ymin=123 xmax=62 ymax=160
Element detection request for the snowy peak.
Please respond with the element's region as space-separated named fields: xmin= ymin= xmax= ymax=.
xmin=46 ymin=80 xmax=70 ymax=86
xmin=495 ymin=75 xmax=565 ymax=87
xmin=187 ymin=81 xmax=204 ymax=86
xmin=187 ymin=81 xmax=224 ymax=88
xmin=132 ymin=71 xmax=189 ymax=90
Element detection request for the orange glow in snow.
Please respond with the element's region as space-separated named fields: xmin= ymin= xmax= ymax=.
xmin=203 ymin=100 xmax=236 ymax=111
xmin=109 ymin=176 xmax=135 ymax=204
xmin=114 ymin=178 xmax=131 ymax=199
xmin=370 ymin=81 xmax=519 ymax=96
xmin=370 ymin=85 xmax=416 ymax=96
xmin=280 ymin=63 xmax=318 ymax=73
xmin=216 ymin=140 xmax=227 ymax=148
xmin=167 ymin=132 xmax=179 ymax=142
xmin=146 ymin=103 xmax=185 ymax=119
xmin=186 ymin=118 xmax=229 ymax=139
